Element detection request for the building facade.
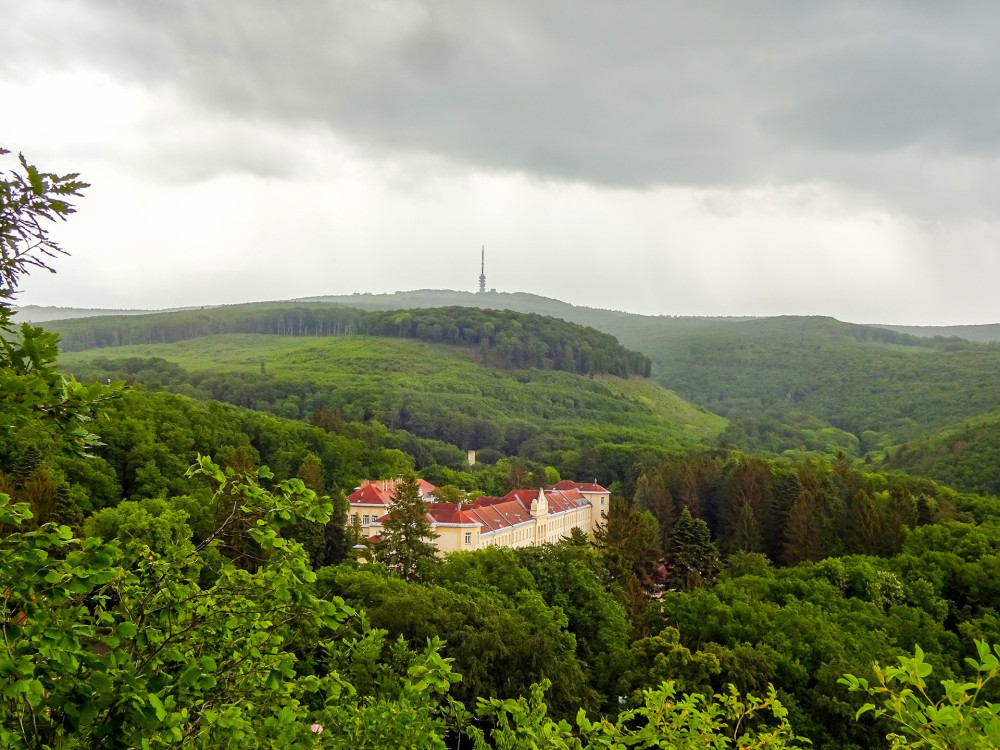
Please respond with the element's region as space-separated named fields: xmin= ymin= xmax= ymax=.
xmin=347 ymin=478 xmax=610 ymax=553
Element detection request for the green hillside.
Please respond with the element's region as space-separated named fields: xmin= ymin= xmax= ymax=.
xmin=60 ymin=334 xmax=726 ymax=482
xmin=624 ymin=316 xmax=1000 ymax=441
xmin=889 ymin=412 xmax=1000 ymax=496
xmin=289 ymin=294 xmax=1000 ymax=455
xmin=48 ymin=304 xmax=652 ymax=377
xmin=879 ymin=323 xmax=1000 ymax=343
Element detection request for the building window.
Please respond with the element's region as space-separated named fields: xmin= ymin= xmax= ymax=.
xmin=464 ymin=532 xmax=472 ymax=545
xmin=363 ymin=514 xmax=370 ymax=525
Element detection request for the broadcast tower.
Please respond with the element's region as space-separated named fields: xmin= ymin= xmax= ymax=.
xmin=478 ymin=246 xmax=486 ymax=294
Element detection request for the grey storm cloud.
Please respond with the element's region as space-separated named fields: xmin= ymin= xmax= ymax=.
xmin=6 ymin=1 xmax=1000 ymax=216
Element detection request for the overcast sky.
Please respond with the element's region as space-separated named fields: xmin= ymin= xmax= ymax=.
xmin=5 ymin=1 xmax=1000 ymax=324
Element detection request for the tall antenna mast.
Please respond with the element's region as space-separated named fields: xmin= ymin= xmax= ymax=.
xmin=478 ymin=245 xmax=487 ymax=293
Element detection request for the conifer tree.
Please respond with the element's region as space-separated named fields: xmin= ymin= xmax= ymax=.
xmin=51 ymin=484 xmax=83 ymax=529
xmin=379 ymin=472 xmax=438 ymax=580
xmin=733 ymin=502 xmax=763 ymax=553
xmin=19 ymin=467 xmax=56 ymax=528
xmin=634 ymin=469 xmax=675 ymax=548
xmin=593 ymin=496 xmax=661 ymax=588
xmin=721 ymin=457 xmax=772 ymax=552
xmin=782 ymin=491 xmax=825 ymax=565
xmin=297 ymin=454 xmax=325 ymax=495
xmin=665 ymin=507 xmax=720 ymax=592
xmin=11 ymin=444 xmax=43 ymax=482
xmin=847 ymin=489 xmax=884 ymax=556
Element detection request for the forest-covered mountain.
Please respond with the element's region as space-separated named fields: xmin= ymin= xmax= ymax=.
xmin=13 ymin=304 xmax=191 ymax=322
xmin=879 ymin=322 xmax=1000 ymax=343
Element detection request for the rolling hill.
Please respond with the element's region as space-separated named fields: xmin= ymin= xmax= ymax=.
xmin=888 ymin=412 xmax=1000 ymax=497
xmin=60 ymin=333 xmax=727 ymax=484
xmin=278 ymin=294 xmax=1000 ymax=455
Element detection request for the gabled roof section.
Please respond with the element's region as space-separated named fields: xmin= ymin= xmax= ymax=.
xmin=425 ymin=502 xmax=481 ymax=526
xmin=503 ymin=489 xmax=540 ymax=505
xmin=348 ymin=484 xmax=393 ymax=506
xmin=350 ymin=477 xmax=439 ymax=506
xmin=546 ymin=488 xmax=589 ymax=514
xmin=469 ymin=494 xmax=532 ymax=529
xmin=550 ymin=480 xmax=609 ymax=493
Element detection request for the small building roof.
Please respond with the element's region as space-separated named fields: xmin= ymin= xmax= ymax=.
xmin=349 ymin=478 xmax=439 ymax=506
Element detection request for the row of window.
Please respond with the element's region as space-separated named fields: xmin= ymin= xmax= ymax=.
xmin=357 ymin=505 xmax=602 ymax=545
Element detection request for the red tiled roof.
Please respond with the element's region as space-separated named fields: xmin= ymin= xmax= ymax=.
xmin=369 ymin=502 xmax=480 ymax=528
xmin=416 ymin=478 xmax=437 ymax=498
xmin=350 ymin=478 xmax=439 ymax=506
xmin=425 ymin=503 xmax=481 ymax=526
xmin=546 ymin=488 xmax=588 ymax=514
xmin=348 ymin=484 xmax=393 ymax=506
xmin=549 ymin=480 xmax=608 ymax=493
xmin=472 ymin=495 xmax=534 ymax=532
xmin=503 ymin=489 xmax=540 ymax=505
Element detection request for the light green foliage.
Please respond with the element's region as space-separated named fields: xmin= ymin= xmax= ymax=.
xmin=618 ymin=628 xmax=721 ymax=704
xmin=512 ymin=544 xmax=632 ymax=708
xmin=889 ymin=411 xmax=1000 ymax=497
xmin=0 ymin=458 xmax=463 ymax=748
xmin=370 ymin=447 xmax=414 ymax=478
xmin=842 ymin=641 xmax=1000 ymax=748
xmin=319 ymin=559 xmax=596 ymax=719
xmin=0 ymin=321 xmax=121 ymax=455
xmin=83 ymin=497 xmax=194 ymax=560
xmin=469 ymin=680 xmax=806 ymax=749
xmin=0 ymin=148 xmax=122 ymax=455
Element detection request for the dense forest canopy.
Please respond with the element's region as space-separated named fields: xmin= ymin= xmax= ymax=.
xmin=58 ymin=336 xmax=723 ymax=494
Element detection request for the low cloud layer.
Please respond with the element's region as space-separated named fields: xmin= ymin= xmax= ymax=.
xmin=4 ymin=2 xmax=1000 ymax=322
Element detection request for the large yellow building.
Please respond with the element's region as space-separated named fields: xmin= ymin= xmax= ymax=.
xmin=347 ymin=478 xmax=610 ymax=553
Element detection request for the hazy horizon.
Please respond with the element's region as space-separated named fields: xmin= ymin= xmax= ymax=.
xmin=12 ymin=287 xmax=1000 ymax=330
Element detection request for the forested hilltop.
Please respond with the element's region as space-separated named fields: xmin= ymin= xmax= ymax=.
xmin=48 ymin=305 xmax=652 ymax=378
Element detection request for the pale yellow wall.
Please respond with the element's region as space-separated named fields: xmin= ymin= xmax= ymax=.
xmin=542 ymin=505 xmax=593 ymax=544
xmin=357 ymin=495 xmax=602 ymax=553
xmin=480 ymin=522 xmax=535 ymax=549
xmin=433 ymin=526 xmax=480 ymax=554
xmin=348 ymin=506 xmax=384 ymax=531
xmin=588 ymin=493 xmax=610 ymax=531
